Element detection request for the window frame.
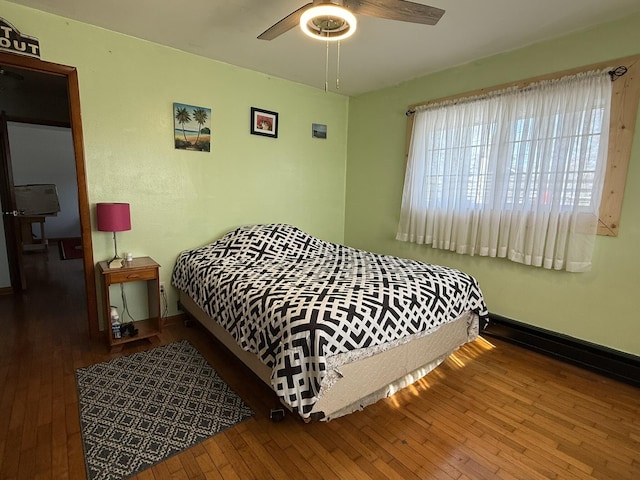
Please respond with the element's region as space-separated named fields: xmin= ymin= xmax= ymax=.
xmin=406 ymin=54 xmax=640 ymax=236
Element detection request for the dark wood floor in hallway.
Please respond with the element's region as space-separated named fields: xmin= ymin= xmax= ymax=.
xmin=0 ymin=246 xmax=638 ymax=479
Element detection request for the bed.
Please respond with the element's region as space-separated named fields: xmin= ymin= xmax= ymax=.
xmin=171 ymin=224 xmax=488 ymax=421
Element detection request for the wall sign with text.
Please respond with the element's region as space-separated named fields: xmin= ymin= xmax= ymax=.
xmin=0 ymin=18 xmax=41 ymax=58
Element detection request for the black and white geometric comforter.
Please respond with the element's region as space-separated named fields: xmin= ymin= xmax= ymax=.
xmin=172 ymin=224 xmax=488 ymax=419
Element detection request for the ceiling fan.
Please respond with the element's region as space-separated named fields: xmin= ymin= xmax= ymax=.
xmin=258 ymin=0 xmax=445 ymax=41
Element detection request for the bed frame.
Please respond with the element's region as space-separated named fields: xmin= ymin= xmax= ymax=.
xmin=179 ymin=289 xmax=479 ymax=421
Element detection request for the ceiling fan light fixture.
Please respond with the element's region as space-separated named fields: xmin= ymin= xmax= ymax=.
xmin=300 ymin=5 xmax=357 ymax=41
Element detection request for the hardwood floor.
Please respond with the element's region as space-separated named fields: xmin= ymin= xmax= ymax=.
xmin=0 ymin=246 xmax=638 ymax=479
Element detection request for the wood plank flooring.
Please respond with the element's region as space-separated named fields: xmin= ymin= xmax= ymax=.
xmin=0 ymin=246 xmax=638 ymax=479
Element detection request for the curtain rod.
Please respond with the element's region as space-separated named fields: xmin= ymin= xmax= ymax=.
xmin=405 ymin=65 xmax=628 ymax=117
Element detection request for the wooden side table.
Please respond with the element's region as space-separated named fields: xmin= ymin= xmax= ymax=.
xmin=98 ymin=256 xmax=162 ymax=350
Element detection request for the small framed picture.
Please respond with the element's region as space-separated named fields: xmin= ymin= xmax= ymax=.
xmin=250 ymin=107 xmax=278 ymax=138
xmin=312 ymin=123 xmax=327 ymax=139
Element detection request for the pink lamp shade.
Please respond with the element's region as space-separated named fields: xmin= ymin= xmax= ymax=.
xmin=97 ymin=203 xmax=131 ymax=232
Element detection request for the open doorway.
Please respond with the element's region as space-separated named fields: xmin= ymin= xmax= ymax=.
xmin=0 ymin=52 xmax=98 ymax=340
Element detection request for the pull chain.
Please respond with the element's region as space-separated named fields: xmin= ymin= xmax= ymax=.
xmin=325 ymin=40 xmax=329 ymax=92
xmin=323 ymin=39 xmax=344 ymax=92
xmin=336 ymin=40 xmax=341 ymax=90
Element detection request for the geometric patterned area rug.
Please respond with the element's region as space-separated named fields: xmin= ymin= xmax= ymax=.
xmin=76 ymin=340 xmax=254 ymax=480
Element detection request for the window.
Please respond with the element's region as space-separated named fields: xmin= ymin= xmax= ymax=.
xmin=418 ymin=79 xmax=608 ymax=211
xmin=397 ymin=59 xmax=640 ymax=272
xmin=404 ymin=54 xmax=640 ymax=238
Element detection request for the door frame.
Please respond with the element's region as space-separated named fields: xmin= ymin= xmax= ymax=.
xmin=0 ymin=51 xmax=99 ymax=340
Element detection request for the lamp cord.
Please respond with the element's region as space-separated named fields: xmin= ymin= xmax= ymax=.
xmin=161 ymin=288 xmax=168 ymax=319
xmin=120 ymin=283 xmax=136 ymax=323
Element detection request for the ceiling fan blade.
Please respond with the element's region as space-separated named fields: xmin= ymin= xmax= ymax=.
xmin=258 ymin=3 xmax=314 ymax=40
xmin=346 ymin=0 xmax=445 ymax=26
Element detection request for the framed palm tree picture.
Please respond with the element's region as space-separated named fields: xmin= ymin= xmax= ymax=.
xmin=174 ymin=103 xmax=211 ymax=152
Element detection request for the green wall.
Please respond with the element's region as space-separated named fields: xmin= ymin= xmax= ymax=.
xmin=2 ymin=1 xmax=349 ymax=320
xmin=345 ymin=13 xmax=640 ymax=356
xmin=5 ymin=2 xmax=640 ymax=356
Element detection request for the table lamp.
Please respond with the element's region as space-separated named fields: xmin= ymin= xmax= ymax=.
xmin=97 ymin=202 xmax=131 ymax=268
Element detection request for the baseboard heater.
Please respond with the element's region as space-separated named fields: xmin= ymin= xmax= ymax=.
xmin=483 ymin=314 xmax=640 ymax=388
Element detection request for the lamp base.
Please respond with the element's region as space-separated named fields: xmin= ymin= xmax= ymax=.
xmin=108 ymin=256 xmax=124 ymax=269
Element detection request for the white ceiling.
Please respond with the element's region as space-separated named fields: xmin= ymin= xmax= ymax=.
xmin=7 ymin=0 xmax=640 ymax=96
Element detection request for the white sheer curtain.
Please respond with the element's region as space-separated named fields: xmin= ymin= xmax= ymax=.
xmin=397 ymin=71 xmax=612 ymax=272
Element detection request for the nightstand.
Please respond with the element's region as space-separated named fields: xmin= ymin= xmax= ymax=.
xmin=98 ymin=256 xmax=162 ymax=350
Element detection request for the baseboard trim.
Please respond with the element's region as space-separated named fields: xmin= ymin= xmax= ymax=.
xmin=483 ymin=314 xmax=640 ymax=388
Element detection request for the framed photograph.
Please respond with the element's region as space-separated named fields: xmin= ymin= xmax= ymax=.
xmin=312 ymin=123 xmax=327 ymax=139
xmin=174 ymin=103 xmax=211 ymax=152
xmin=250 ymin=107 xmax=278 ymax=138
